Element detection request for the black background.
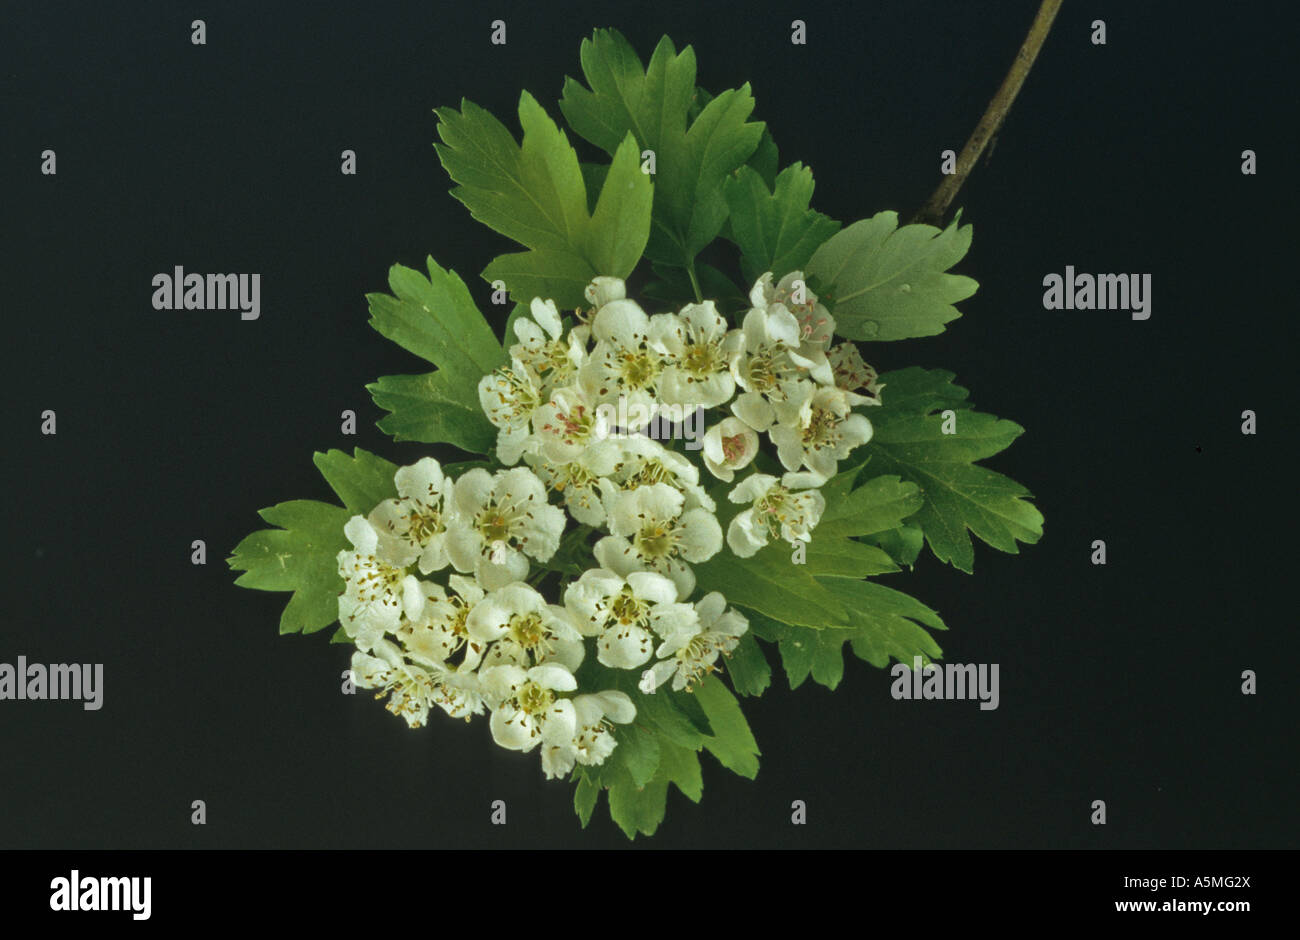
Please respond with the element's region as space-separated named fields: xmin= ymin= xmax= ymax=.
xmin=2 ymin=0 xmax=1296 ymax=849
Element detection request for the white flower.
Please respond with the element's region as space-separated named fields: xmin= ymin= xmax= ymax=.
xmin=649 ymin=301 xmax=736 ymax=408
xmin=608 ymin=435 xmax=715 ymax=513
xmin=584 ymin=276 xmax=626 ymax=311
xmin=751 ymin=271 xmax=836 ymax=384
xmin=828 ymin=342 xmax=885 ymax=406
xmin=769 ymin=386 xmax=874 ymax=480
xmin=728 ymin=303 xmax=815 ymax=432
xmin=564 ymin=568 xmax=698 ymax=669
xmin=481 ymin=663 xmax=578 ymax=752
xmin=337 ymin=516 xmax=422 ymax=652
xmin=579 ymin=298 xmax=663 ymax=428
xmin=571 ymin=691 xmax=636 ymax=766
xmin=540 ymin=741 xmax=579 ymax=780
xmin=350 ymin=639 xmax=439 ymax=728
xmin=701 ymin=416 xmax=759 ymax=482
xmin=478 ymin=357 xmax=543 ymax=465
xmin=366 ymin=457 xmax=453 ymax=574
xmin=726 ymin=471 xmax=826 ymax=557
xmin=398 ymin=574 xmax=487 ymax=672
xmin=509 ymin=296 xmax=589 ymax=391
xmin=445 ymin=468 xmax=566 ymax=590
xmin=639 ymin=592 xmax=749 ymax=693
xmin=523 ymin=436 xmax=625 ymax=527
xmin=595 ymin=482 xmax=723 ymax=600
xmin=531 ymin=384 xmax=612 ymax=464
xmin=467 ymin=582 xmax=585 ymax=673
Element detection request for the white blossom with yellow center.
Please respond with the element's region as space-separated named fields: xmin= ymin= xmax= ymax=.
xmin=638 ymin=592 xmax=749 ymax=693
xmin=726 ymin=471 xmax=827 ymax=557
xmin=445 ymin=467 xmax=565 ymax=590
xmin=367 ymin=457 xmax=453 ymax=574
xmin=595 ymin=482 xmax=722 ymax=601
xmin=769 ymin=385 xmax=873 ymax=481
xmin=563 ymin=568 xmax=698 ymax=669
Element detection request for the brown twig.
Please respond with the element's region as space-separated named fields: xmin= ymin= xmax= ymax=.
xmin=912 ymin=0 xmax=1063 ymax=226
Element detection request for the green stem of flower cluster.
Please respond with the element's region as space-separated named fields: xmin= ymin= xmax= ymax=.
xmin=686 ymin=261 xmax=704 ymax=304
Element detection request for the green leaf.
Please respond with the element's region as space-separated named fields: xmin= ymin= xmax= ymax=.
xmin=574 ymin=771 xmax=600 ymax=828
xmin=723 ymin=163 xmax=841 ymax=285
xmin=806 ymin=210 xmax=978 ymax=341
xmin=480 ymin=248 xmax=599 ymax=313
xmin=693 ymin=546 xmax=849 ymax=628
xmin=614 ymin=722 xmax=662 ymax=788
xmin=656 ymin=738 xmax=703 ymax=803
xmin=637 ymin=687 xmax=712 ymax=747
xmin=725 ymin=632 xmax=771 ymax=697
xmin=606 ymin=761 xmax=669 ymax=839
xmin=435 ymin=91 xmax=651 ymax=307
xmin=746 ymin=127 xmax=779 ymax=189
xmin=693 ymin=675 xmax=760 ymax=779
xmin=365 ymin=258 xmax=503 ymax=453
xmin=560 ymin=29 xmax=763 ymax=266
xmin=311 ymin=448 xmax=398 ymax=515
xmin=789 ymin=466 xmax=924 ymax=579
xmin=228 ymin=499 xmax=350 ymax=635
xmin=820 ymin=578 xmax=947 ymax=670
xmin=758 ymin=621 xmax=853 ymax=691
xmin=863 ymin=523 xmax=925 ymax=568
xmin=752 ymin=578 xmax=946 ymax=688
xmin=366 ymin=371 xmax=496 ymax=455
xmin=368 ymin=257 xmax=504 ymax=387
xmin=862 ymin=368 xmax=1044 ymax=572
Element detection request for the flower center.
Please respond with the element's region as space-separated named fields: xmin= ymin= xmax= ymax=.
xmin=802 ymin=408 xmax=840 ymax=449
xmin=610 ymin=590 xmax=646 ymax=626
xmin=618 ymin=349 xmax=661 ymax=390
xmin=721 ymin=433 xmax=746 ymax=463
xmin=517 ymin=681 xmax=554 ymax=715
xmin=509 ymin=612 xmax=549 ymax=652
xmin=635 ymin=523 xmax=675 ymax=560
xmin=405 ymin=505 xmax=444 ymax=544
xmin=476 ymin=507 xmax=512 ymax=544
xmin=683 ymin=341 xmax=721 ymax=375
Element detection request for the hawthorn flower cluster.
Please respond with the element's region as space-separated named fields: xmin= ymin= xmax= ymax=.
xmin=336 ymin=271 xmax=882 ymax=778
